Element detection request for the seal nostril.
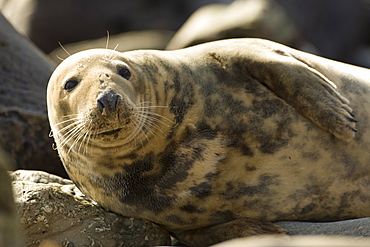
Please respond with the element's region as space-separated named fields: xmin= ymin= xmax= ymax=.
xmin=96 ymin=90 xmax=121 ymax=115
xmin=97 ymin=99 xmax=104 ymax=113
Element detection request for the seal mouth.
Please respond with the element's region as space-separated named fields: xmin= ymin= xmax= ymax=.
xmin=96 ymin=128 xmax=123 ymax=136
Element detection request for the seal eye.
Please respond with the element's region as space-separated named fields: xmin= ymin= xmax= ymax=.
xmin=118 ymin=66 xmax=131 ymax=80
xmin=64 ymin=79 xmax=79 ymax=92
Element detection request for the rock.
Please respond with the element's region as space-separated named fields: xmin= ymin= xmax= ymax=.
xmin=0 ymin=149 xmax=21 ymax=247
xmin=0 ymin=13 xmax=66 ymax=177
xmin=11 ymin=170 xmax=171 ymax=247
xmin=0 ymin=0 xmax=232 ymax=53
xmin=213 ymin=235 xmax=370 ymax=247
xmin=276 ymin=219 xmax=370 ymax=237
xmin=48 ymin=30 xmax=174 ymax=64
xmin=166 ymin=0 xmax=302 ymax=50
xmin=275 ymin=0 xmax=370 ymax=67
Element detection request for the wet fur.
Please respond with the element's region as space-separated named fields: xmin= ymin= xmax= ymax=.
xmin=47 ymin=39 xmax=370 ymax=246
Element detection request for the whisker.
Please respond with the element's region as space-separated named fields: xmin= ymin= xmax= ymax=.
xmin=137 ymin=122 xmax=149 ymax=147
xmin=56 ymin=55 xmax=64 ymax=61
xmin=142 ymin=124 xmax=159 ymax=143
xmin=52 ymin=142 xmax=57 ymax=150
xmin=54 ymin=117 xmax=81 ymax=127
xmin=58 ymin=127 xmax=81 ymax=150
xmin=126 ymin=120 xmax=142 ymax=145
xmin=105 ymin=30 xmax=110 ymax=50
xmin=83 ymin=124 xmax=94 ymax=154
xmin=58 ymin=41 xmax=70 ymax=56
xmin=135 ymin=110 xmax=173 ymax=126
xmin=75 ymin=126 xmax=89 ymax=154
xmin=113 ymin=43 xmax=119 ymax=52
xmin=142 ymin=116 xmax=168 ymax=138
xmin=135 ymin=105 xmax=169 ymax=109
xmin=61 ymin=114 xmax=80 ymax=118
xmin=57 ymin=122 xmax=85 ymax=149
xmin=135 ymin=101 xmax=169 ymax=107
xmin=54 ymin=120 xmax=84 ymax=136
xmin=66 ymin=125 xmax=86 ymax=154
xmin=108 ymin=44 xmax=120 ymax=61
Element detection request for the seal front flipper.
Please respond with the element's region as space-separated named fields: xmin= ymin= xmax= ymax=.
xmin=241 ymin=41 xmax=357 ymax=140
xmin=171 ymin=218 xmax=286 ymax=247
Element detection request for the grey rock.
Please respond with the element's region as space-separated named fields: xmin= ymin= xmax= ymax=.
xmin=0 ymin=0 xmax=232 ymax=53
xmin=214 ymin=235 xmax=370 ymax=247
xmin=275 ymin=0 xmax=370 ymax=68
xmin=166 ymin=0 xmax=301 ymax=50
xmin=276 ymin=218 xmax=370 ymax=237
xmin=0 ymin=13 xmax=66 ymax=177
xmin=12 ymin=170 xmax=171 ymax=247
xmin=0 ymin=149 xmax=21 ymax=247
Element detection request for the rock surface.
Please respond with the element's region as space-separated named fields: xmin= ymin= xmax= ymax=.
xmin=276 ymin=219 xmax=370 ymax=237
xmin=0 ymin=0 xmax=232 ymax=53
xmin=214 ymin=235 xmax=370 ymax=247
xmin=0 ymin=13 xmax=66 ymax=177
xmin=11 ymin=170 xmax=171 ymax=247
xmin=0 ymin=149 xmax=21 ymax=247
xmin=166 ymin=0 xmax=302 ymax=50
xmin=276 ymin=0 xmax=370 ymax=68
xmin=11 ymin=170 xmax=370 ymax=247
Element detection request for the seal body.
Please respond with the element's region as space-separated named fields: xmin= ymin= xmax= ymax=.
xmin=47 ymin=38 xmax=370 ymax=246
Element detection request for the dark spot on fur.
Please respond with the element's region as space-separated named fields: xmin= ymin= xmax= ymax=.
xmin=252 ymin=99 xmax=280 ymax=118
xmin=180 ymin=204 xmax=203 ymax=214
xmin=288 ymin=184 xmax=321 ymax=202
xmin=87 ymin=153 xmax=178 ymax=213
xmin=190 ymin=182 xmax=212 ymax=198
xmin=205 ymin=172 xmax=218 ymax=180
xmin=166 ymin=214 xmax=185 ymax=224
xmin=243 ymin=198 xmax=264 ymax=209
xmin=211 ymin=210 xmax=235 ymax=222
xmin=302 ymin=151 xmax=320 ymax=162
xmin=336 ymin=153 xmax=362 ymax=180
xmin=123 ymin=152 xmax=154 ymax=174
xmin=90 ymin=171 xmax=175 ymax=213
xmin=101 ymin=162 xmax=116 ymax=169
xmin=224 ymin=174 xmax=280 ymax=200
xmin=339 ymin=191 xmax=361 ymax=213
xmin=157 ymin=141 xmax=196 ymax=189
xmin=196 ymin=121 xmax=218 ymax=140
xmin=169 ymin=69 xmax=196 ymax=125
xmin=245 ymin=165 xmax=257 ymax=171
xmin=300 ymin=203 xmax=317 ymax=214
xmin=157 ymin=123 xmax=219 ymax=190
xmin=117 ymin=153 xmax=139 ymax=160
xmin=260 ymin=125 xmax=292 ymax=154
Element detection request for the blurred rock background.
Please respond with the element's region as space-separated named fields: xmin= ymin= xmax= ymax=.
xmin=1 ymin=1 xmax=370 ymax=246
xmin=2 ymin=0 xmax=370 ymax=68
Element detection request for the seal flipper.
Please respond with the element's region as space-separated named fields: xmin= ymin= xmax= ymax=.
xmin=171 ymin=218 xmax=285 ymax=247
xmin=243 ymin=46 xmax=357 ymax=141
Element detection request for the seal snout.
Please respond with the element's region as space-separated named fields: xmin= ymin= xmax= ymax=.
xmin=97 ymin=90 xmax=121 ymax=116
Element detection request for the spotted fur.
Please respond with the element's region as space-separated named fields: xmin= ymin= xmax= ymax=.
xmin=47 ymin=39 xmax=370 ymax=246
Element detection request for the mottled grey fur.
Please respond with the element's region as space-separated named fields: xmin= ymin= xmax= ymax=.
xmin=47 ymin=39 xmax=370 ymax=246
